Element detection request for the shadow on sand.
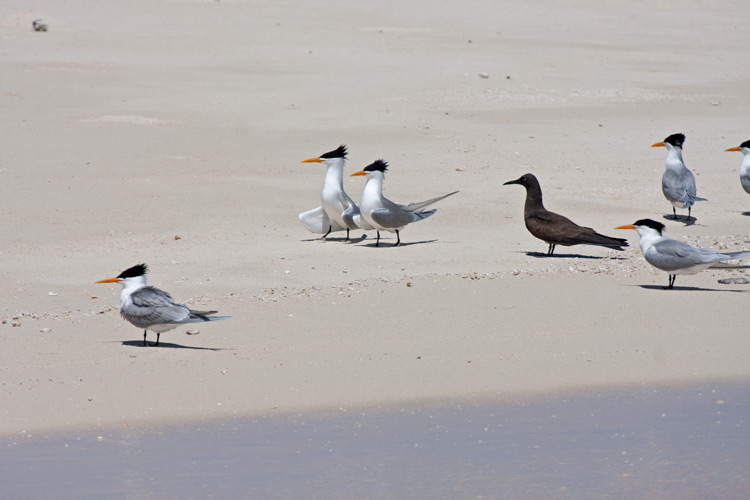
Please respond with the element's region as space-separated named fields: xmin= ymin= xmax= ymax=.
xmin=121 ymin=340 xmax=226 ymax=351
xmin=524 ymin=251 xmax=626 ymax=260
xmin=663 ymin=213 xmax=697 ymax=225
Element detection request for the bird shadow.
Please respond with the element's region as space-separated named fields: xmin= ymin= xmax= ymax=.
xmin=636 ymin=284 xmax=750 ymax=293
xmin=663 ymin=214 xmax=696 ymax=226
xmin=300 ymin=234 xmax=368 ymax=243
xmin=360 ymin=239 xmax=438 ymax=248
xmin=524 ymin=251 xmax=626 ymax=261
xmin=121 ymin=340 xmax=227 ymax=351
xmin=742 ymin=211 xmax=750 ymax=217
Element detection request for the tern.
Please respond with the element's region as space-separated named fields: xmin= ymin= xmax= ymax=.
xmin=615 ymin=219 xmax=750 ymax=289
xmin=652 ymin=133 xmax=707 ymax=220
xmin=96 ymin=264 xmax=230 ymax=346
xmin=299 ymin=144 xmax=365 ymax=240
xmin=350 ymin=160 xmax=458 ymax=246
xmin=725 ymin=140 xmax=750 ymax=196
xmin=504 ymin=173 xmax=628 ymax=255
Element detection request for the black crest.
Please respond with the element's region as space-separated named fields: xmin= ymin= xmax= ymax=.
xmin=117 ymin=263 xmax=148 ymax=279
xmin=320 ymin=144 xmax=347 ymax=159
xmin=663 ymin=133 xmax=685 ymax=148
xmin=740 ymin=139 xmax=750 ymax=149
xmin=634 ymin=219 xmax=665 ymax=234
xmin=364 ymin=159 xmax=388 ymax=173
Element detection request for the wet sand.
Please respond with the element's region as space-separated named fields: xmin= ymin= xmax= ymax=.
xmin=2 ymin=382 xmax=748 ymax=499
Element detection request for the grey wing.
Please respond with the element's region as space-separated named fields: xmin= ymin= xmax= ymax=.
xmin=370 ymin=198 xmax=419 ymax=229
xmin=126 ymin=286 xmax=191 ymax=325
xmin=650 ymin=239 xmax=721 ymax=270
xmin=663 ymin=169 xmax=697 ymax=200
xmin=341 ymin=201 xmax=362 ymax=230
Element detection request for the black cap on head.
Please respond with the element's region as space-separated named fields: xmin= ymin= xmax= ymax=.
xmin=663 ymin=133 xmax=685 ymax=148
xmin=634 ymin=219 xmax=665 ymax=233
xmin=740 ymin=139 xmax=750 ymax=149
xmin=364 ymin=159 xmax=388 ymax=173
xmin=117 ymin=263 xmax=148 ymax=279
xmin=320 ymin=144 xmax=347 ymax=159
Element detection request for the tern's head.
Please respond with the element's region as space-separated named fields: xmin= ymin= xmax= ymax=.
xmin=651 ymin=133 xmax=685 ymax=150
xmin=503 ymin=173 xmax=540 ymax=190
xmin=615 ymin=219 xmax=665 ymax=237
xmin=301 ymin=144 xmax=347 ymax=166
xmin=725 ymin=139 xmax=750 ymax=155
xmin=350 ymin=159 xmax=388 ymax=178
xmin=96 ymin=263 xmax=148 ymax=288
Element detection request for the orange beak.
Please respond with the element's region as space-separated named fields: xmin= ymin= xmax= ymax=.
xmin=725 ymin=147 xmax=741 ymax=152
xmin=301 ymin=157 xmax=322 ymax=163
xmin=615 ymin=224 xmax=635 ymax=230
xmin=650 ymin=141 xmax=665 ymax=148
xmin=350 ymin=170 xmax=367 ymax=177
xmin=95 ymin=277 xmax=119 ymax=284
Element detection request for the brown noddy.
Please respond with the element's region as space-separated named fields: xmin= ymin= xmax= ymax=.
xmin=504 ymin=173 xmax=628 ymax=255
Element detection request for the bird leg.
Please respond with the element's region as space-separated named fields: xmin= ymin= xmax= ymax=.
xmin=394 ymin=230 xmax=401 ymax=247
xmin=672 ymin=207 xmax=677 ymax=220
xmin=319 ymin=225 xmax=332 ymax=240
xmin=547 ymin=243 xmax=556 ymax=256
xmin=376 ymin=231 xmax=381 ymax=247
xmin=666 ymin=274 xmax=676 ymax=289
xmin=345 ymin=228 xmax=350 ymax=241
xmin=688 ymin=206 xmax=692 ymax=220
xmin=155 ymin=332 xmax=160 ymax=347
xmin=143 ymin=330 xmax=147 ymax=347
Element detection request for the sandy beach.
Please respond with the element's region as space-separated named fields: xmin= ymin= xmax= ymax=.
xmin=2 ymin=0 xmax=749 ymax=437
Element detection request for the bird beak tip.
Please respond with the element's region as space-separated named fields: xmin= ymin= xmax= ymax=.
xmin=614 ymin=224 xmax=635 ymax=230
xmin=650 ymin=142 xmax=664 ymax=148
xmin=725 ymin=147 xmax=740 ymax=152
xmin=95 ymin=278 xmax=118 ymax=284
xmin=350 ymin=171 xmax=366 ymax=177
xmin=301 ymin=157 xmax=322 ymax=164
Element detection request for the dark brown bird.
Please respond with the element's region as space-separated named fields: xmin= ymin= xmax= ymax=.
xmin=504 ymin=173 xmax=628 ymax=255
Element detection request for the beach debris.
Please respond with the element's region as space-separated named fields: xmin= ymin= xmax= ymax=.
xmin=32 ymin=19 xmax=48 ymax=32
xmin=478 ymin=72 xmax=490 ymax=79
xmin=717 ymin=277 xmax=749 ymax=285
xmin=39 ymin=328 xmax=51 ymax=333
xmin=185 ymin=329 xmax=200 ymax=335
xmin=48 ymin=291 xmax=57 ymax=296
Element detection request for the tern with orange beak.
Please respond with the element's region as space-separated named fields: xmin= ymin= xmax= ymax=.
xmin=504 ymin=173 xmax=628 ymax=255
xmin=96 ymin=264 xmax=230 ymax=346
xmin=725 ymin=140 xmax=750 ymax=196
xmin=652 ymin=133 xmax=706 ymax=220
xmin=299 ymin=144 xmax=369 ymax=240
xmin=615 ymin=219 xmax=750 ymax=289
xmin=350 ymin=160 xmax=457 ymax=246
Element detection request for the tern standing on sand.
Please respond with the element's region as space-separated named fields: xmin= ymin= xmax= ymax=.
xmin=350 ymin=160 xmax=457 ymax=247
xmin=615 ymin=219 xmax=750 ymax=289
xmin=96 ymin=264 xmax=231 ymax=346
xmin=503 ymin=173 xmax=628 ymax=255
xmin=725 ymin=140 xmax=750 ymax=197
xmin=299 ymin=144 xmax=367 ymax=240
xmin=652 ymin=133 xmax=707 ymax=220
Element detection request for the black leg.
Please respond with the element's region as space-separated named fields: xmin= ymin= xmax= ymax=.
xmin=320 ymin=225 xmax=332 ymax=240
xmin=376 ymin=231 xmax=380 ymax=247
xmin=155 ymin=332 xmax=160 ymax=347
xmin=667 ymin=274 xmax=676 ymax=289
xmin=688 ymin=206 xmax=692 ymax=219
xmin=345 ymin=227 xmax=350 ymax=241
xmin=394 ymin=230 xmax=401 ymax=246
xmin=547 ymin=243 xmax=555 ymax=255
xmin=143 ymin=330 xmax=147 ymax=346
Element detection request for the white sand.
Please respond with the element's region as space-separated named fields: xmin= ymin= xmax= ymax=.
xmin=1 ymin=0 xmax=749 ymax=436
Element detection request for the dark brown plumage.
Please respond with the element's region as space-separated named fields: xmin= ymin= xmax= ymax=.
xmin=504 ymin=173 xmax=628 ymax=255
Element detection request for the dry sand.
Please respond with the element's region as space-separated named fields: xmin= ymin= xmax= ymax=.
xmin=1 ymin=0 xmax=749 ymax=436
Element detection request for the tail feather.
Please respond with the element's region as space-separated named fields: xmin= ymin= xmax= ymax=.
xmin=573 ymin=233 xmax=629 ymax=250
xmin=403 ymin=191 xmax=458 ymax=213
